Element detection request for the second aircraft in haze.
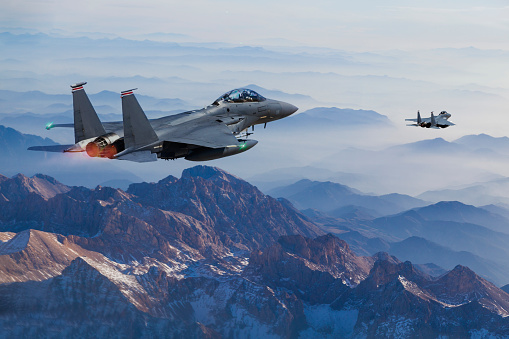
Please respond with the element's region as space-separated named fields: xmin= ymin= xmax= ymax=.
xmin=406 ymin=110 xmax=455 ymax=129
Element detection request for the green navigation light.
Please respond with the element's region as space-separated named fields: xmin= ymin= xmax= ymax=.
xmin=239 ymin=143 xmax=247 ymax=151
xmin=45 ymin=122 xmax=55 ymax=130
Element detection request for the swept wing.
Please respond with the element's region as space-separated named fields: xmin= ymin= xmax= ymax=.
xmin=161 ymin=117 xmax=239 ymax=148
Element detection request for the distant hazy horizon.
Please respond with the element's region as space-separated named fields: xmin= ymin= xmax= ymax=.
xmin=2 ymin=1 xmax=508 ymax=51
xmin=1 ymin=1 xmax=509 ymax=195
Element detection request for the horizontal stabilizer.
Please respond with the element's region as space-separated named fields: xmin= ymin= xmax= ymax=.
xmin=116 ymin=150 xmax=157 ymax=162
xmin=27 ymin=145 xmax=75 ymax=153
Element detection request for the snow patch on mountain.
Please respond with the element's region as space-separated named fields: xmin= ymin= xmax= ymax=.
xmin=227 ymin=304 xmax=280 ymax=339
xmin=0 ymin=229 xmax=29 ymax=254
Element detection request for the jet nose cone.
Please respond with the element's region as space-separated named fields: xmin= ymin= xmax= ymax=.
xmin=281 ymin=102 xmax=298 ymax=116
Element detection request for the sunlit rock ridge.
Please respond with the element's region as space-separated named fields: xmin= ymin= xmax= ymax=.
xmin=0 ymin=166 xmax=508 ymax=337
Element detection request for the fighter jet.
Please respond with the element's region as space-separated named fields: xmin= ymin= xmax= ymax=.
xmin=406 ymin=110 xmax=454 ymax=129
xmin=28 ymin=82 xmax=298 ymax=162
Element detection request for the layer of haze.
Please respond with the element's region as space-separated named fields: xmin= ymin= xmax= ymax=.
xmin=1 ymin=1 xmax=509 ymax=196
xmin=2 ymin=1 xmax=509 ymax=50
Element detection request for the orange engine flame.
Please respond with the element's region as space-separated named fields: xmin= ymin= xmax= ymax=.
xmin=86 ymin=142 xmax=100 ymax=157
xmin=101 ymin=145 xmax=117 ymax=159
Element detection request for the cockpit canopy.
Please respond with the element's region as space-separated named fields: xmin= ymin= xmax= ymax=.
xmin=213 ymin=88 xmax=266 ymax=105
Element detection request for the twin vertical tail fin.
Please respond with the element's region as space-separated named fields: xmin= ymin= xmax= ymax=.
xmin=120 ymin=89 xmax=158 ymax=149
xmin=430 ymin=112 xmax=436 ymax=126
xmin=417 ymin=111 xmax=422 ymax=125
xmin=71 ymin=82 xmax=106 ymax=143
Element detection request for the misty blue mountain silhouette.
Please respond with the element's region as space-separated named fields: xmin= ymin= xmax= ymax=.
xmin=287 ymin=107 xmax=393 ymax=127
xmin=269 ymin=179 xmax=427 ymax=215
xmin=271 ymin=179 xmax=509 ymax=285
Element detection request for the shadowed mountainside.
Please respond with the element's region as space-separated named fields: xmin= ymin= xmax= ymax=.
xmin=1 ymin=166 xmax=509 ymax=337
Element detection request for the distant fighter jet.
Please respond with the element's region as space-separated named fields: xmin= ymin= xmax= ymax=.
xmin=28 ymin=83 xmax=298 ymax=162
xmin=406 ymin=110 xmax=454 ymax=129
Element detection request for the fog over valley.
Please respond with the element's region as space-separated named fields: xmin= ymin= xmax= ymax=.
xmin=1 ymin=30 xmax=509 ymax=195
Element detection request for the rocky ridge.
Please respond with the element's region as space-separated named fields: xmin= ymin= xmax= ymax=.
xmin=0 ymin=166 xmax=508 ymax=337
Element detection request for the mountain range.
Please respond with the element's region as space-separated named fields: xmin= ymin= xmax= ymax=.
xmin=1 ymin=166 xmax=509 ymax=337
xmin=247 ymin=133 xmax=509 ymax=197
xmin=268 ymin=179 xmax=428 ymax=216
xmin=329 ymin=203 xmax=509 ymax=286
xmin=269 ymin=178 xmax=509 ymax=286
xmin=0 ymin=89 xmax=193 ymax=115
xmin=275 ymin=107 xmax=393 ymax=129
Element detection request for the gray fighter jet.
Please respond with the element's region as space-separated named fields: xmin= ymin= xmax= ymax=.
xmin=28 ymin=82 xmax=298 ymax=162
xmin=406 ymin=110 xmax=455 ymax=129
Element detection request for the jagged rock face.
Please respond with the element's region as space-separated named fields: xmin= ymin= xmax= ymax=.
xmin=332 ymin=260 xmax=509 ymax=337
xmin=0 ymin=173 xmax=70 ymax=201
xmin=128 ymin=166 xmax=324 ymax=253
xmin=0 ymin=230 xmax=81 ymax=283
xmin=0 ymin=168 xmax=323 ymax=262
xmin=0 ymin=185 xmax=119 ymax=236
xmin=429 ymin=265 xmax=509 ymax=314
xmin=246 ymin=234 xmax=374 ymax=304
xmin=0 ymin=257 xmax=219 ymax=338
xmin=159 ymin=276 xmax=307 ymax=338
xmin=1 ymin=167 xmax=509 ymax=338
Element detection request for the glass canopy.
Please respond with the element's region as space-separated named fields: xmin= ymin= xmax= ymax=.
xmin=213 ymin=89 xmax=266 ymax=105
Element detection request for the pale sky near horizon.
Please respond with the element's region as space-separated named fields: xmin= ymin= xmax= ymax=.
xmin=1 ymin=0 xmax=508 ymax=51
xmin=2 ymin=0 xmax=509 ymax=191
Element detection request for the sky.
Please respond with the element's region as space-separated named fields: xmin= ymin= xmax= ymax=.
xmin=2 ymin=0 xmax=509 ymax=192
xmin=2 ymin=0 xmax=509 ymax=51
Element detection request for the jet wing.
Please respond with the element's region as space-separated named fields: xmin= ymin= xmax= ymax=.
xmin=162 ymin=116 xmax=239 ymax=148
xmin=405 ymin=117 xmax=431 ymax=123
xmin=28 ymin=144 xmax=76 ymax=152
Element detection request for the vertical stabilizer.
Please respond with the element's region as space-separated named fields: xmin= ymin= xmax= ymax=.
xmin=71 ymin=82 xmax=106 ymax=143
xmin=430 ymin=112 xmax=436 ymax=126
xmin=121 ymin=89 xmax=159 ymax=149
xmin=417 ymin=111 xmax=421 ymax=124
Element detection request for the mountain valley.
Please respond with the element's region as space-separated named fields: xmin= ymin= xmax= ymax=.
xmin=1 ymin=166 xmax=509 ymax=337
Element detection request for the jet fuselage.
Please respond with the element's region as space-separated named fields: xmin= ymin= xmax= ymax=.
xmin=28 ymin=85 xmax=298 ymax=163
